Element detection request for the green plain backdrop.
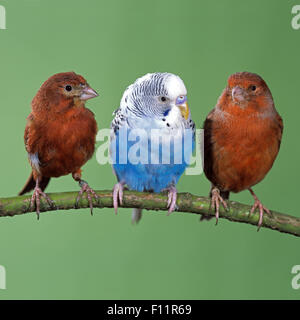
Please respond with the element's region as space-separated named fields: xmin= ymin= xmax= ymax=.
xmin=0 ymin=0 xmax=299 ymax=299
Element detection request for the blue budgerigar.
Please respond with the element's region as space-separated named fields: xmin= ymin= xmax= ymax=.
xmin=110 ymin=72 xmax=195 ymax=223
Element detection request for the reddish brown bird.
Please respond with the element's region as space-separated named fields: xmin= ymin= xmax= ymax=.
xmin=19 ymin=72 xmax=99 ymax=218
xmin=203 ymin=72 xmax=283 ymax=229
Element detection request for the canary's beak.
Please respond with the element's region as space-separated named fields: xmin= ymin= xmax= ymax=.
xmin=81 ymin=86 xmax=99 ymax=101
xmin=232 ymin=86 xmax=246 ymax=103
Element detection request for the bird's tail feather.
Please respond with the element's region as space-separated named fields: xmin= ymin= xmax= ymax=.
xmin=18 ymin=172 xmax=51 ymax=196
xmin=132 ymin=208 xmax=143 ymax=224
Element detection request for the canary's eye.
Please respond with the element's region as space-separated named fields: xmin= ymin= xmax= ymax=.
xmin=65 ymin=85 xmax=73 ymax=92
xmin=250 ymin=85 xmax=257 ymax=91
xmin=159 ymin=96 xmax=167 ymax=102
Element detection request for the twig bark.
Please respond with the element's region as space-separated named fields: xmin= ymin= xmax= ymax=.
xmin=0 ymin=190 xmax=299 ymax=237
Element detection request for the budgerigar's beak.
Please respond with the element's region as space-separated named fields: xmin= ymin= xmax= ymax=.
xmin=176 ymin=95 xmax=189 ymax=120
xmin=177 ymin=100 xmax=189 ymax=120
xmin=80 ymin=86 xmax=99 ymax=101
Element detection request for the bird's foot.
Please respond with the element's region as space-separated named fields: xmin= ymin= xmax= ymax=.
xmin=113 ymin=182 xmax=124 ymax=214
xmin=76 ymin=180 xmax=99 ymax=215
xmin=30 ymin=187 xmax=55 ymax=220
xmin=249 ymin=189 xmax=271 ymax=231
xmin=166 ymin=185 xmax=178 ymax=215
xmin=210 ymin=187 xmax=228 ymax=225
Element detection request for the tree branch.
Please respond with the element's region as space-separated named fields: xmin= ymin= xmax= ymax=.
xmin=0 ymin=190 xmax=299 ymax=237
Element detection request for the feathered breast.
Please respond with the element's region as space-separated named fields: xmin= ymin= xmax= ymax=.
xmin=26 ymin=107 xmax=97 ymax=177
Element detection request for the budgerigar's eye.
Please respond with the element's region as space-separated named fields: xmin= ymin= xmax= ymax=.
xmin=65 ymin=85 xmax=73 ymax=92
xmin=159 ymin=96 xmax=167 ymax=102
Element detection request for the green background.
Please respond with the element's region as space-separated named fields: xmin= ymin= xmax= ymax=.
xmin=0 ymin=0 xmax=299 ymax=299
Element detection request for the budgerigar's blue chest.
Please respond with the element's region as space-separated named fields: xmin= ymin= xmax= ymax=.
xmin=111 ymin=128 xmax=194 ymax=193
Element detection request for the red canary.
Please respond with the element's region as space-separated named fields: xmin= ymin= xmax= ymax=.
xmin=203 ymin=72 xmax=283 ymax=229
xmin=19 ymin=72 xmax=99 ymax=218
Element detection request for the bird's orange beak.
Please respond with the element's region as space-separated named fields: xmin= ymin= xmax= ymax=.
xmin=81 ymin=86 xmax=99 ymax=101
xmin=178 ymin=102 xmax=189 ymax=120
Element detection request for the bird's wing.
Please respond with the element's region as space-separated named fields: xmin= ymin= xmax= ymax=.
xmin=203 ymin=108 xmax=218 ymax=184
xmin=183 ymin=117 xmax=196 ymax=154
xmin=110 ymin=107 xmax=128 ymax=180
xmin=24 ymin=113 xmax=42 ymax=174
xmin=110 ymin=107 xmax=127 ymax=137
xmin=276 ymin=113 xmax=284 ymax=149
xmin=187 ymin=118 xmax=196 ymax=133
xmin=24 ymin=113 xmax=36 ymax=154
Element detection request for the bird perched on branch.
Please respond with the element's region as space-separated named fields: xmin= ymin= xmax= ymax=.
xmin=110 ymin=72 xmax=195 ymax=223
xmin=19 ymin=72 xmax=99 ymax=218
xmin=203 ymin=72 xmax=283 ymax=229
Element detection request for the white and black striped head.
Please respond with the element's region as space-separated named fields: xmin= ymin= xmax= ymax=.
xmin=120 ymin=73 xmax=189 ymax=124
